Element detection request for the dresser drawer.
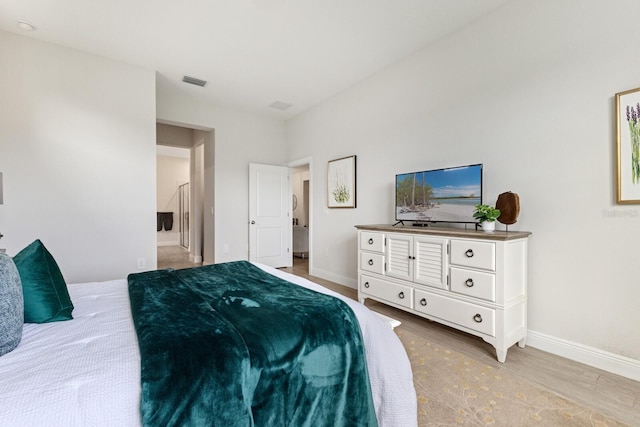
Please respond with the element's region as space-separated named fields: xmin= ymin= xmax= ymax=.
xmin=360 ymin=274 xmax=413 ymax=309
xmin=360 ymin=252 xmax=385 ymax=275
xmin=450 ymin=239 xmax=496 ymax=271
xmin=414 ymin=289 xmax=495 ymax=336
xmin=450 ymin=267 xmax=496 ymax=302
xmin=360 ymin=231 xmax=385 ymax=253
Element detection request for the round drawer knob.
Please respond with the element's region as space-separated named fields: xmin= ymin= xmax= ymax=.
xmin=465 ymin=278 xmax=474 ymax=287
xmin=368 ymin=259 xmax=374 ymax=266
xmin=368 ymin=238 xmax=374 ymax=244
xmin=364 ymin=282 xmax=370 ymax=288
xmin=398 ymin=292 xmax=405 ymax=299
xmin=465 ymin=249 xmax=474 ymax=258
xmin=420 ymin=298 xmax=427 ymax=306
xmin=473 ymin=314 xmax=483 ymax=323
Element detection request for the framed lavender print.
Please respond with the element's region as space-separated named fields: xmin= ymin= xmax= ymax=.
xmin=616 ymin=87 xmax=640 ymax=204
xmin=328 ymin=155 xmax=356 ymax=208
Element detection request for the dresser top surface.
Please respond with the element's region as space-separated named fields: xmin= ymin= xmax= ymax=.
xmin=355 ymin=224 xmax=531 ymax=241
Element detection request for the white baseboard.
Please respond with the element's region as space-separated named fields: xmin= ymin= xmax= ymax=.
xmin=527 ymin=330 xmax=640 ymax=382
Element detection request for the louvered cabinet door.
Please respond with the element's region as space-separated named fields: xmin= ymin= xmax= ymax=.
xmin=413 ymin=236 xmax=448 ymax=289
xmin=385 ymin=233 xmax=413 ymax=281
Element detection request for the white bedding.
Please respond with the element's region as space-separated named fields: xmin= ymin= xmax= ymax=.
xmin=0 ymin=263 xmax=417 ymax=426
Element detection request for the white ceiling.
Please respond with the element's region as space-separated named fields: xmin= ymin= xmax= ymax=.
xmin=0 ymin=0 xmax=510 ymax=120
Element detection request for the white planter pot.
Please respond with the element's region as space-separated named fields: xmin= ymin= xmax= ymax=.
xmin=481 ymin=221 xmax=496 ymax=232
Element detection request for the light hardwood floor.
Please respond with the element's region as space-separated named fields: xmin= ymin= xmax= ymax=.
xmin=157 ymin=249 xmax=640 ymax=425
xmin=157 ymin=245 xmax=202 ymax=270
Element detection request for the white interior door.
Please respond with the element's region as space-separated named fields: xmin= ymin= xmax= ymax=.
xmin=249 ymin=163 xmax=291 ymax=268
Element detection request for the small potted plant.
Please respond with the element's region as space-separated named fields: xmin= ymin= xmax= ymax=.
xmin=473 ymin=204 xmax=501 ymax=232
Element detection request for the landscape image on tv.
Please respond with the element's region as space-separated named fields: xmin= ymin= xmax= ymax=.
xmin=395 ymin=164 xmax=482 ymax=223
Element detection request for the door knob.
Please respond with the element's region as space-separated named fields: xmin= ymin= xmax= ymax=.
xmin=250 ymin=220 xmax=255 ymax=225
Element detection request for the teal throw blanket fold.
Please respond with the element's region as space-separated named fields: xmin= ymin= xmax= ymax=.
xmin=128 ymin=261 xmax=378 ymax=427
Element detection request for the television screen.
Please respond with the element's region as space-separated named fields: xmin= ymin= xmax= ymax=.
xmin=395 ymin=164 xmax=482 ymax=224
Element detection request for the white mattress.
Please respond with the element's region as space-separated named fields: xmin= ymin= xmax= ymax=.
xmin=0 ymin=263 xmax=417 ymax=426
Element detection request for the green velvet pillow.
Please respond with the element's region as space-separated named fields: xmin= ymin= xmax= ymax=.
xmin=13 ymin=239 xmax=74 ymax=323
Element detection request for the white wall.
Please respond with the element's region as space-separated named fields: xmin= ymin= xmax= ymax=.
xmin=286 ymin=0 xmax=640 ymax=367
xmin=157 ymin=155 xmax=189 ymax=213
xmin=0 ymin=31 xmax=157 ymax=283
xmin=156 ymin=75 xmax=287 ymax=263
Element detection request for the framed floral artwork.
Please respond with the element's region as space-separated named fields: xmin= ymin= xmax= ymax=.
xmin=616 ymin=87 xmax=640 ymax=204
xmin=328 ymin=155 xmax=356 ymax=208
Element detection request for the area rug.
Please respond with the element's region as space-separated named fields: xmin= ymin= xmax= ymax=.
xmin=395 ymin=329 xmax=630 ymax=426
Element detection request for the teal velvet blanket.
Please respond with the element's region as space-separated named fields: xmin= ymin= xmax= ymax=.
xmin=128 ymin=261 xmax=378 ymax=427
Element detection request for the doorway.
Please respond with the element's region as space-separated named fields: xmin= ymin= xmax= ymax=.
xmin=289 ymin=157 xmax=312 ymax=274
xmin=156 ymin=122 xmax=215 ymax=267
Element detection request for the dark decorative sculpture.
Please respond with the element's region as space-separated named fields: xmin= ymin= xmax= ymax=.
xmin=496 ymin=192 xmax=520 ymax=225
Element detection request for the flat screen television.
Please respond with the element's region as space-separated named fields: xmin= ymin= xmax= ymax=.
xmin=395 ymin=163 xmax=483 ymax=224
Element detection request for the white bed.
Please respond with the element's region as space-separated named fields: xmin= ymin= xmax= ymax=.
xmin=0 ymin=263 xmax=417 ymax=426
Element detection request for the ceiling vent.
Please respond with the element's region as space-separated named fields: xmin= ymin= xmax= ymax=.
xmin=182 ymin=76 xmax=207 ymax=87
xmin=269 ymin=101 xmax=293 ymax=111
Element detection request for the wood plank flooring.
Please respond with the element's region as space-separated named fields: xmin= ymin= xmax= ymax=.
xmin=157 ymin=245 xmax=202 ymax=270
xmin=157 ymin=249 xmax=640 ymax=425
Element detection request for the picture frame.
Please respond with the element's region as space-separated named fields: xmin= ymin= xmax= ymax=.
xmin=328 ymin=155 xmax=356 ymax=208
xmin=616 ymin=87 xmax=640 ymax=204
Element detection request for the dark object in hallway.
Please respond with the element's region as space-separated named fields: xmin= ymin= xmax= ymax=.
xmin=157 ymin=212 xmax=174 ymax=231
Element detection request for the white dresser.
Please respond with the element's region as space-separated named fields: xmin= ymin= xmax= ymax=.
xmin=356 ymin=224 xmax=531 ymax=362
